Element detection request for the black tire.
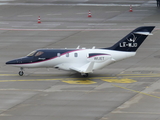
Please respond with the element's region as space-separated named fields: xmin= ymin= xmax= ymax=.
xmin=19 ymin=71 xmax=24 ymax=76
xmin=82 ymin=73 xmax=89 ymax=77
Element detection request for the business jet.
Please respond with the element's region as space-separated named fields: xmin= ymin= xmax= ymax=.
xmin=6 ymin=26 xmax=155 ymax=77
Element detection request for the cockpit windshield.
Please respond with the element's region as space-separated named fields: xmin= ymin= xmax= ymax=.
xmin=27 ymin=51 xmax=44 ymax=57
xmin=27 ymin=51 xmax=36 ymax=57
xmin=35 ymin=51 xmax=44 ymax=57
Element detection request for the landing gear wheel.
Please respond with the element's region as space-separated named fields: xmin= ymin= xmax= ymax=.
xmin=82 ymin=73 xmax=89 ymax=77
xmin=19 ymin=71 xmax=24 ymax=76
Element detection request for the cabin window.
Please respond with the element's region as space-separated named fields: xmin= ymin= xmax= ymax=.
xmin=57 ymin=53 xmax=61 ymax=57
xmin=66 ymin=53 xmax=69 ymax=57
xmin=74 ymin=53 xmax=78 ymax=57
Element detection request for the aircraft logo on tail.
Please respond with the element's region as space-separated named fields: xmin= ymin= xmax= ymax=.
xmin=127 ymin=33 xmax=137 ymax=42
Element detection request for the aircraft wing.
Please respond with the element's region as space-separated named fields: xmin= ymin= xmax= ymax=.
xmin=70 ymin=61 xmax=94 ymax=73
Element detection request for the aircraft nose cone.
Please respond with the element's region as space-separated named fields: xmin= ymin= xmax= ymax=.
xmin=6 ymin=59 xmax=22 ymax=65
xmin=6 ymin=57 xmax=33 ymax=65
xmin=6 ymin=61 xmax=11 ymax=64
xmin=6 ymin=60 xmax=16 ymax=64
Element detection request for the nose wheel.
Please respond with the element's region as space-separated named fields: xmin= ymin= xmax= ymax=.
xmin=19 ymin=71 xmax=24 ymax=76
xmin=19 ymin=67 xmax=24 ymax=76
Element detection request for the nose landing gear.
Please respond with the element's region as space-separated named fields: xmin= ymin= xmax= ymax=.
xmin=19 ymin=67 xmax=24 ymax=76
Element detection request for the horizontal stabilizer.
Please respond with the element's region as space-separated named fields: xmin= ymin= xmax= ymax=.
xmin=134 ymin=32 xmax=153 ymax=35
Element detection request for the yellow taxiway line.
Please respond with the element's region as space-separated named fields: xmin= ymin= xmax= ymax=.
xmin=0 ymin=78 xmax=97 ymax=84
xmin=1 ymin=73 xmax=160 ymax=99
xmin=113 ymin=84 xmax=160 ymax=99
xmin=0 ymin=73 xmax=160 ymax=84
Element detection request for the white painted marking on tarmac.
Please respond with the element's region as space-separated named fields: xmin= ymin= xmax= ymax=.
xmin=0 ymin=0 xmax=14 ymax=2
xmin=76 ymin=12 xmax=88 ymax=15
xmin=34 ymin=23 xmax=61 ymax=26
xmin=122 ymin=26 xmax=140 ymax=28
xmin=148 ymin=1 xmax=156 ymax=4
xmin=0 ymin=3 xmax=8 ymax=5
xmin=0 ymin=28 xmax=144 ymax=31
xmin=1 ymin=3 xmax=141 ymax=7
xmin=78 ymin=0 xmax=89 ymax=1
xmin=88 ymin=23 xmax=117 ymax=26
xmin=0 ymin=22 xmax=8 ymax=24
xmin=143 ymin=23 xmax=157 ymax=25
xmin=12 ymin=26 xmax=38 ymax=28
xmin=17 ymin=15 xmax=33 ymax=17
xmin=134 ymin=10 xmax=149 ymax=11
xmin=47 ymin=13 xmax=62 ymax=16
xmin=105 ymin=11 xmax=120 ymax=13
xmin=77 ymin=3 xmax=140 ymax=7
xmin=67 ymin=26 xmax=89 ymax=28
xmin=0 ymin=114 xmax=12 ymax=116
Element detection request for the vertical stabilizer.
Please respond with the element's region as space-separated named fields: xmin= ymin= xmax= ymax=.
xmin=105 ymin=26 xmax=155 ymax=52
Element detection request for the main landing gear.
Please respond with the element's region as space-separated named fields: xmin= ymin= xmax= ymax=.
xmin=19 ymin=67 xmax=24 ymax=76
xmin=81 ymin=73 xmax=89 ymax=77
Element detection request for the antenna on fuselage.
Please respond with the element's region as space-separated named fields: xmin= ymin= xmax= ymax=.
xmin=76 ymin=45 xmax=80 ymax=49
xmin=92 ymin=46 xmax=95 ymax=49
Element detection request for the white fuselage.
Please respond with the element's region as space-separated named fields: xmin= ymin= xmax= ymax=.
xmin=10 ymin=49 xmax=136 ymax=72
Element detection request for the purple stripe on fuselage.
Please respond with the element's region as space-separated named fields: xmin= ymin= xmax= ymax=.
xmin=88 ymin=53 xmax=109 ymax=58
